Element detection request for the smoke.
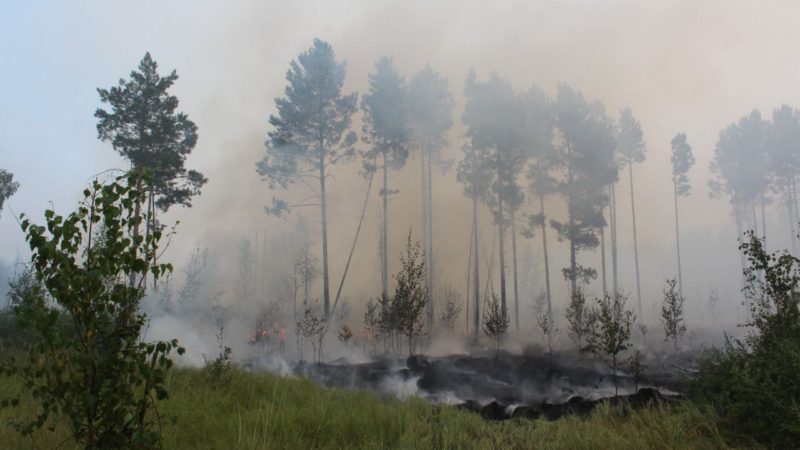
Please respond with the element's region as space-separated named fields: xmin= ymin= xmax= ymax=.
xmin=3 ymin=1 xmax=799 ymax=359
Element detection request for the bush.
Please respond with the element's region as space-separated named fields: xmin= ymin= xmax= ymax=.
xmin=0 ymin=173 xmax=183 ymax=449
xmin=691 ymin=231 xmax=800 ymax=448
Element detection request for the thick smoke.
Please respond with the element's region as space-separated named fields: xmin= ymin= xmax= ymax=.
xmin=3 ymin=1 xmax=799 ymax=366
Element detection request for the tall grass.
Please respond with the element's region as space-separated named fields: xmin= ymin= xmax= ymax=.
xmin=0 ymin=367 xmax=750 ymax=449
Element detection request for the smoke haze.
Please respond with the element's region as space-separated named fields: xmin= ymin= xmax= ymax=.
xmin=2 ymin=1 xmax=800 ymax=361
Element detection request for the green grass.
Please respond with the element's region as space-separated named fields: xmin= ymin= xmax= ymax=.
xmin=0 ymin=367 xmax=754 ymax=449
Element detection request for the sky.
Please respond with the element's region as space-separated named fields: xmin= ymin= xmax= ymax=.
xmin=2 ymin=0 xmax=800 ymax=327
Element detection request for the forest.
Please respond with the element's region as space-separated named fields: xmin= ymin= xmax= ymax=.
xmin=1 ymin=2 xmax=800 ymax=449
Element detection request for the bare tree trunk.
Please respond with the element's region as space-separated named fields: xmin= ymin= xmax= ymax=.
xmin=427 ymin=140 xmax=435 ymax=331
xmin=760 ymin=195 xmax=768 ymax=252
xmin=600 ymin=205 xmax=607 ymax=296
xmin=381 ymin=153 xmax=389 ymax=302
xmin=420 ymin=139 xmax=431 ymax=330
xmin=472 ymin=193 xmax=481 ymax=340
xmin=320 ymin=156 xmax=331 ymax=319
xmin=497 ymin=193 xmax=507 ymax=320
xmin=539 ymin=195 xmax=552 ymax=318
xmin=628 ymin=162 xmax=643 ymax=317
xmin=789 ymin=179 xmax=798 ymax=255
xmin=511 ymin=211 xmax=520 ymax=331
xmin=673 ymin=180 xmax=684 ymax=299
xmin=610 ymin=184 xmax=619 ymax=296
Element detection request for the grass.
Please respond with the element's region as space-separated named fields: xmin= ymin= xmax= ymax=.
xmin=0 ymin=366 xmax=755 ymax=449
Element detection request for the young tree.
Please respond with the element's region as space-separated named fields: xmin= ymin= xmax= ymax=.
xmin=537 ymin=311 xmax=557 ymax=370
xmin=437 ymin=284 xmax=462 ymax=333
xmin=661 ymin=278 xmax=686 ymax=351
xmin=296 ymin=298 xmax=325 ymax=363
xmin=392 ymin=232 xmax=428 ymax=356
xmin=337 ymin=324 xmax=353 ymax=347
xmin=3 ymin=173 xmax=182 ymax=448
xmin=0 ymin=165 xmax=19 ymax=218
xmin=565 ymin=285 xmax=594 ymax=351
xmin=463 ymin=72 xmax=528 ymax=323
xmin=483 ymin=293 xmax=509 ymax=359
xmin=670 ymin=133 xmax=695 ymax=298
xmin=256 ymin=39 xmax=358 ymax=319
xmin=407 ymin=66 xmax=453 ymax=329
xmin=361 ymin=56 xmax=411 ymax=302
xmin=95 ymin=53 xmax=206 ymax=261
xmin=587 ymin=293 xmax=635 ymax=396
xmin=616 ymin=107 xmax=646 ymax=316
xmin=550 ymin=85 xmax=617 ymax=296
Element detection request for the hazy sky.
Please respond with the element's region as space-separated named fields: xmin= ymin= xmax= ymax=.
xmin=2 ymin=1 xmax=799 ymax=324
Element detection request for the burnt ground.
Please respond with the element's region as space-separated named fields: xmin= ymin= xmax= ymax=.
xmin=289 ymin=349 xmax=697 ymax=421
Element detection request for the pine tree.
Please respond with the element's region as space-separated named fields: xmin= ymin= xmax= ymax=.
xmin=616 ymin=107 xmax=646 ymax=316
xmin=670 ymin=133 xmax=694 ymax=298
xmin=96 ymin=52 xmax=206 ymax=212
xmin=256 ymin=39 xmax=358 ymax=319
xmin=462 ymin=72 xmax=528 ymax=323
xmin=456 ymin=141 xmax=492 ymax=340
xmin=550 ymin=85 xmax=617 ymax=296
xmin=523 ymin=84 xmax=556 ymax=319
xmin=407 ymin=65 xmax=453 ymax=330
xmin=361 ymin=56 xmax=411 ymax=303
xmin=766 ymin=105 xmax=800 ymax=254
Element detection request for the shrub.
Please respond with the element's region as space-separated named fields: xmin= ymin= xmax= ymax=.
xmin=691 ymin=231 xmax=800 ymax=448
xmin=1 ymin=173 xmax=183 ymax=449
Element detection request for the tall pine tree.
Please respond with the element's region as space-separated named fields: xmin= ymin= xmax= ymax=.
xmin=361 ymin=56 xmax=411 ymax=302
xmin=670 ymin=133 xmax=694 ymax=298
xmin=256 ymin=39 xmax=358 ymax=319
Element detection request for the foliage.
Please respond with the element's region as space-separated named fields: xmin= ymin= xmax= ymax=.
xmin=482 ymin=294 xmax=508 ymax=359
xmin=536 ymin=311 xmax=557 ymax=369
xmin=392 ymin=232 xmax=428 ymax=356
xmin=549 ymin=85 xmax=617 ymax=292
xmin=296 ymin=299 xmax=325 ymax=363
xmin=337 ymin=324 xmax=353 ymax=347
xmin=0 ymin=166 xmax=19 ymax=217
xmin=6 ymin=265 xmax=41 ymax=309
xmin=661 ymin=278 xmax=687 ymax=351
xmin=96 ymin=53 xmax=206 ymax=211
xmin=437 ymin=285 xmax=462 ymax=333
xmin=1 ymin=173 xmax=183 ymax=449
xmin=692 ymin=232 xmax=800 ymax=448
xmin=626 ymin=350 xmax=647 ymax=393
xmin=586 ymin=293 xmax=635 ymax=397
xmin=670 ymin=133 xmax=695 ymax=196
xmin=203 ymin=326 xmax=234 ymax=386
xmin=564 ymin=286 xmax=594 ymax=351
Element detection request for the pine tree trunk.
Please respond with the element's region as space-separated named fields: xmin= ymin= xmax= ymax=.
xmin=610 ymin=184 xmax=619 ymax=296
xmin=789 ymin=179 xmax=797 ymax=255
xmin=539 ymin=195 xmax=552 ymax=318
xmin=427 ymin=140 xmax=435 ymax=331
xmin=382 ymin=152 xmax=389 ymax=302
xmin=320 ymin=156 xmax=331 ymax=319
xmin=600 ymin=204 xmax=607 ymax=297
xmin=472 ymin=193 xmax=481 ymax=340
xmin=628 ymin=162 xmax=643 ymax=317
xmin=760 ymin=195 xmax=767 ymax=252
xmin=511 ymin=211 xmax=520 ymax=331
xmin=497 ymin=193 xmax=507 ymax=320
xmin=420 ymin=138 xmax=431 ymax=329
xmin=674 ymin=180 xmax=683 ymax=300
